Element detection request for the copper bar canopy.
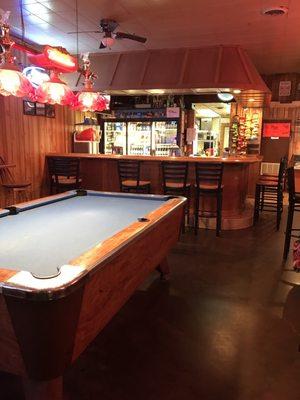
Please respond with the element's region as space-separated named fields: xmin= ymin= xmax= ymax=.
xmin=64 ymin=45 xmax=271 ymax=107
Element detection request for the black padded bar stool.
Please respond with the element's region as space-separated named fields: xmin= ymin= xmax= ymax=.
xmin=283 ymin=167 xmax=300 ymax=259
xmin=48 ymin=157 xmax=81 ymax=194
xmin=253 ymin=157 xmax=287 ymax=230
xmin=118 ymin=160 xmax=151 ymax=194
xmin=162 ymin=161 xmax=191 ymax=231
xmin=194 ymin=162 xmax=224 ymax=236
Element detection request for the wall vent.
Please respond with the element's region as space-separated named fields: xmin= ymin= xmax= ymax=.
xmin=262 ymin=6 xmax=288 ymax=16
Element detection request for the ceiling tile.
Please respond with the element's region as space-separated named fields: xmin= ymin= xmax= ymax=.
xmin=2 ymin=0 xmax=300 ymax=73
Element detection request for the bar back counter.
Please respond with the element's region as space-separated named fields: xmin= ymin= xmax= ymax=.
xmin=46 ymin=154 xmax=262 ymax=230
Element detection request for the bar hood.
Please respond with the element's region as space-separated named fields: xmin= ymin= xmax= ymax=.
xmin=66 ymin=45 xmax=271 ymax=107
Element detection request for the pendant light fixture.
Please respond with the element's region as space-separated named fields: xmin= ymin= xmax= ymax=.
xmin=73 ymin=53 xmax=108 ymax=112
xmin=35 ymin=69 xmax=75 ymax=105
xmin=0 ymin=10 xmax=34 ymax=98
xmin=70 ymin=0 xmax=108 ymax=112
xmin=29 ymin=45 xmax=78 ymax=105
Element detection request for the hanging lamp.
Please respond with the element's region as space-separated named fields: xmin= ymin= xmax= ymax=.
xmin=35 ymin=70 xmax=75 ymax=105
xmin=73 ymin=53 xmax=108 ymax=112
xmin=0 ymin=11 xmax=34 ymax=98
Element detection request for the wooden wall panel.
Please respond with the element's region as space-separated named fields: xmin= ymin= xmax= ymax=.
xmin=0 ymin=96 xmax=84 ymax=207
xmin=263 ymin=73 xmax=300 ymax=103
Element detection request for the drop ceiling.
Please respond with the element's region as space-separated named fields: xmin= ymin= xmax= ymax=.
xmin=2 ymin=0 xmax=300 ymax=74
xmin=194 ymin=103 xmax=231 ymax=118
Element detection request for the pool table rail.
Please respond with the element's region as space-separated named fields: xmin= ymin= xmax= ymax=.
xmin=70 ymin=195 xmax=186 ymax=273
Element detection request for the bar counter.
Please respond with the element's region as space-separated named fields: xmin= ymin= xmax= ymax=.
xmin=46 ymin=153 xmax=262 ymax=230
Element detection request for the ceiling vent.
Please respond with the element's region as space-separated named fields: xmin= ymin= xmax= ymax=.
xmin=262 ymin=6 xmax=288 ymax=16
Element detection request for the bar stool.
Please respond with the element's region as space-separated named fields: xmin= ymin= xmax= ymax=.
xmin=118 ymin=160 xmax=151 ymax=194
xmin=162 ymin=161 xmax=191 ymax=231
xmin=194 ymin=163 xmax=224 ymax=236
xmin=48 ymin=157 xmax=81 ymax=194
xmin=283 ymin=167 xmax=300 ymax=259
xmin=253 ymin=157 xmax=287 ymax=230
xmin=0 ymin=156 xmax=31 ymax=206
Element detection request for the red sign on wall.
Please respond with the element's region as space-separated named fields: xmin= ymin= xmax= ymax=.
xmin=263 ymin=121 xmax=291 ymax=138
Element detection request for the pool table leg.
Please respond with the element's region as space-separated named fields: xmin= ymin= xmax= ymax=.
xmin=23 ymin=376 xmax=63 ymax=400
xmin=156 ymin=257 xmax=170 ymax=280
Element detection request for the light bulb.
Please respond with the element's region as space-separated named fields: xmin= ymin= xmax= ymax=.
xmin=102 ymin=36 xmax=114 ymax=48
xmin=0 ymin=70 xmax=21 ymax=95
xmin=79 ymin=92 xmax=97 ymax=108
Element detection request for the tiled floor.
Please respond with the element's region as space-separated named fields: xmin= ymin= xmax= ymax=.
xmin=2 ymin=208 xmax=300 ymax=400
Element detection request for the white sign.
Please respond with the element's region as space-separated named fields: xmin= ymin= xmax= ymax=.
xmin=166 ymin=107 xmax=180 ymax=118
xmin=279 ymin=81 xmax=292 ymax=97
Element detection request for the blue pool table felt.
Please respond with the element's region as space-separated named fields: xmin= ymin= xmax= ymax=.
xmin=0 ymin=194 xmax=166 ymax=278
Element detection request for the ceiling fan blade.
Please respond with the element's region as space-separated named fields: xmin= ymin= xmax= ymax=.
xmin=99 ymin=41 xmax=107 ymax=49
xmin=68 ymin=30 xmax=101 ymax=34
xmin=115 ymin=32 xmax=147 ymax=43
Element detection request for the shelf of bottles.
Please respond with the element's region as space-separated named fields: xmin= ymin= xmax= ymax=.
xmin=104 ymin=122 xmax=127 ymax=154
xmin=104 ymin=120 xmax=179 ymax=156
xmin=128 ymin=122 xmax=151 ymax=155
xmin=153 ymin=121 xmax=179 ymax=156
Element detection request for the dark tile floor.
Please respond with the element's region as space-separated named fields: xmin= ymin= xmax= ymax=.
xmin=2 ymin=209 xmax=300 ymax=400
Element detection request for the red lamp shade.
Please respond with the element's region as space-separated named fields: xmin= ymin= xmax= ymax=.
xmin=28 ymin=46 xmax=78 ymax=74
xmin=35 ymin=71 xmax=75 ymax=105
xmin=0 ymin=64 xmax=34 ymax=98
xmin=74 ymin=90 xmax=108 ymax=112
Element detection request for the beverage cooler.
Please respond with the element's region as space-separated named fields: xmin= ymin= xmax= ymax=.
xmin=152 ymin=120 xmax=179 ymax=156
xmin=128 ymin=122 xmax=152 ymax=155
xmin=104 ymin=122 xmax=127 ymax=154
xmin=102 ymin=119 xmax=180 ymax=156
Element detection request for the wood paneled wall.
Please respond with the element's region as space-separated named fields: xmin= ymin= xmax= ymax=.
xmin=263 ymin=73 xmax=300 ymax=103
xmin=263 ymin=103 xmax=300 ymax=160
xmin=0 ymin=96 xmax=84 ymax=207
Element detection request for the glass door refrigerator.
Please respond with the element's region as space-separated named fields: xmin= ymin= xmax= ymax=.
xmin=127 ymin=121 xmax=152 ymax=155
xmin=104 ymin=121 xmax=127 ymax=154
xmin=152 ymin=120 xmax=180 ymax=156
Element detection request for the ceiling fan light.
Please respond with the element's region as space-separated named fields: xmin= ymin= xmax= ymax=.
xmin=101 ymin=36 xmax=114 ymax=48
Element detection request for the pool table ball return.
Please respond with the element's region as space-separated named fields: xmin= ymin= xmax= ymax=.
xmin=0 ymin=190 xmax=186 ymax=400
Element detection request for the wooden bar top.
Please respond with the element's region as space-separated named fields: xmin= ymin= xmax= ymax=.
xmin=46 ymin=153 xmax=262 ymax=164
xmin=44 ymin=152 xmax=262 ymax=230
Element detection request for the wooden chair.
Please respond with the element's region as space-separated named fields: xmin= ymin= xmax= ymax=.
xmin=194 ymin=163 xmax=224 ymax=236
xmin=253 ymin=157 xmax=287 ymax=230
xmin=48 ymin=157 xmax=81 ymax=194
xmin=162 ymin=161 xmax=191 ymax=231
xmin=0 ymin=156 xmax=31 ymax=206
xmin=283 ymin=167 xmax=300 ymax=259
xmin=118 ymin=160 xmax=150 ymax=194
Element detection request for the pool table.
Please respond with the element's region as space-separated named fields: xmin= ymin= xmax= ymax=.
xmin=0 ymin=189 xmax=186 ymax=400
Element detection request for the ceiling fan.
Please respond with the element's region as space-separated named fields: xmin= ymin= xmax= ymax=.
xmin=68 ymin=19 xmax=147 ymax=49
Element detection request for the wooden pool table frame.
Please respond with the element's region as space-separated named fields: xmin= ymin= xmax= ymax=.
xmin=0 ymin=190 xmax=186 ymax=400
